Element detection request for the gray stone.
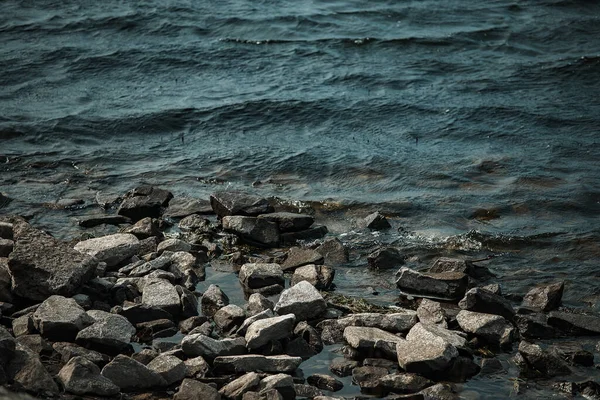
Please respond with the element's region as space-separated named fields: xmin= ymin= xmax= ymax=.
xmin=202 ymin=284 xmax=230 ymax=318
xmin=281 ymin=247 xmax=324 ymax=271
xmin=293 ymin=321 xmax=324 ymax=354
xmin=458 ymin=288 xmax=514 ymax=321
xmin=117 ymin=186 xmax=173 ymax=221
xmin=338 ymin=311 xmax=418 ymax=333
xmin=219 ymin=372 xmax=261 ymax=400
xmin=517 ymin=341 xmax=571 ymax=378
xmin=53 ymin=342 xmax=109 ymax=366
xmin=456 ymin=310 xmax=515 ymax=348
xmin=158 ymin=238 xmax=192 ymax=254
xmin=142 ymin=278 xmax=181 ymax=316
xmin=307 ymin=374 xmax=343 ymax=392
xmin=514 ymin=311 xmax=560 ymax=339
xmin=0 ymin=258 xmax=12 ymax=302
xmin=274 ymin=281 xmax=327 ymax=321
xmin=223 ymin=216 xmax=280 ymax=247
xmin=175 ymin=378 xmax=221 ymax=400
xmin=329 ymin=358 xmax=359 ymax=377
xmin=417 ymin=299 xmax=448 ymax=328
xmin=101 ymin=354 xmax=167 ymax=391
xmin=15 ymin=334 xmax=52 ymax=355
xmin=0 ymin=326 xmax=16 ymax=366
xmin=419 ymin=383 xmax=460 ymax=400
xmin=131 ymin=348 xmax=159 ymax=365
xmin=343 ymin=326 xmax=404 ymax=359
xmin=258 ymin=212 xmax=314 ymax=232
xmin=7 ymin=343 xmax=59 ymax=395
xmin=181 ymin=334 xmax=247 ymax=361
xmin=239 ymin=263 xmax=284 ymax=289
xmin=361 ymin=211 xmax=391 ymax=230
xmin=294 ymin=384 xmax=323 ymax=399
xmin=12 ymin=314 xmax=35 ymax=337
xmin=548 ymin=342 xmax=594 ymax=367
xmin=165 ymin=196 xmax=213 ymax=219
xmin=429 ymin=257 xmax=495 ymax=281
xmin=32 ymin=295 xmax=93 ymax=341
xmin=57 ymin=356 xmax=120 ymax=396
xmin=213 ymin=355 xmax=302 ymax=374
xmin=184 ymin=356 xmax=210 ymax=379
xmin=378 ymin=373 xmax=433 ymax=394
xmin=290 ymin=264 xmax=335 ymax=290
xmin=178 ymin=214 xmax=212 ymax=231
xmin=147 ymin=354 xmax=187 ymax=385
xmin=214 ymin=304 xmax=246 ymax=333
xmin=178 ymin=285 xmax=200 ymax=318
xmin=180 ymin=316 xmax=209 ymax=334
xmin=395 ymin=267 xmax=468 ymax=301
xmin=259 ymin=374 xmax=295 ymax=400
xmin=246 ymin=314 xmax=296 ymax=350
xmin=74 ymin=233 xmax=140 ymax=268
xmin=368 ymin=247 xmax=403 ymax=270
xmin=548 ymin=310 xmax=600 ymax=335
xmin=352 ymin=366 xmax=388 ymax=390
xmin=125 ymin=217 xmax=162 ymax=239
xmin=0 ymin=222 xmax=14 ymax=240
xmin=76 ymin=310 xmax=136 ymax=354
xmin=237 ymin=309 xmax=275 ymax=336
xmin=315 ymin=238 xmax=349 ymax=266
xmin=522 ymin=282 xmax=564 ymax=312
xmin=247 ymin=293 xmax=274 ymax=316
xmin=210 ymin=191 xmax=273 ymax=218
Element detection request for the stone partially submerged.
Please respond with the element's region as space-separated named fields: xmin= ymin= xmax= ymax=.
xmin=456 ymin=310 xmax=515 ymax=348
xmin=213 ymin=355 xmax=302 ymax=374
xmin=395 ymin=267 xmax=468 ymax=301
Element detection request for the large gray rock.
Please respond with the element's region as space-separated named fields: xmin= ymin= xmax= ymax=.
xmin=117 ymin=186 xmax=173 ymax=221
xmin=378 ymin=373 xmax=433 ymax=394
xmin=213 ymin=355 xmax=302 ymax=374
xmin=548 ymin=310 xmax=600 ymax=335
xmin=222 ymin=216 xmax=280 ymax=247
xmin=210 ymin=191 xmax=273 ymax=218
xmin=184 ymin=356 xmax=210 ymax=379
xmin=57 ymin=356 xmax=120 ymax=396
xmin=258 ymin=212 xmax=314 ymax=232
xmin=8 ymin=223 xmax=97 ymax=301
xmin=352 ymin=366 xmax=388 ymax=390
xmin=142 ymin=278 xmax=181 ymax=316
xmin=517 ymin=341 xmax=571 ymax=378
xmin=164 ymin=196 xmax=213 ymax=219
xmin=32 ymin=295 xmax=93 ymax=341
xmin=246 ymin=314 xmax=296 ymax=350
xmin=7 ymin=343 xmax=59 ymax=395
xmin=247 ymin=293 xmax=274 ymax=316
xmin=367 ymin=247 xmax=403 ymax=270
xmin=290 ymin=264 xmax=335 ymax=290
xmin=147 ymin=354 xmax=187 ymax=386
xmin=281 ymin=247 xmax=324 ymax=271
xmin=274 ymin=281 xmax=327 ymax=321
xmin=181 ymin=334 xmax=247 ymax=361
xmin=338 ymin=311 xmax=418 ymax=334
xmin=315 ymin=238 xmax=349 ymax=266
xmin=395 ymin=267 xmax=468 ymax=301
xmin=238 ymin=309 xmax=275 ymax=336
xmin=118 ymin=303 xmax=174 ymax=324
xmin=239 ymin=263 xmax=284 ymax=289
xmin=101 ymin=354 xmax=167 ymax=391
xmin=175 ymin=378 xmax=221 ymax=400
xmin=74 ymin=233 xmax=140 ymax=268
xmin=456 ymin=310 xmax=515 ymax=348
xmin=214 ymin=304 xmax=246 ymax=333
xmin=522 ymin=282 xmax=564 ymax=312
xmin=343 ymin=326 xmax=404 ymax=359
xmin=417 ymin=299 xmax=449 ymax=328
xmin=76 ymin=310 xmax=136 ymax=354
xmin=219 ymin=372 xmax=261 ymax=400
xmin=201 ymin=284 xmax=230 ymax=318
xmin=458 ymin=287 xmax=514 ymax=321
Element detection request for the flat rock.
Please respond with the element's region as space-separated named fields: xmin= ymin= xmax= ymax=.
xmin=522 ymin=282 xmax=564 ymax=312
xmin=361 ymin=211 xmax=391 ymax=230
xmin=117 ymin=186 xmax=173 ymax=221
xmin=101 ymin=354 xmax=167 ymax=391
xmin=76 ymin=310 xmax=136 ymax=354
xmin=164 ymin=197 xmax=213 ymax=219
xmin=548 ymin=310 xmax=600 ymax=335
xmin=202 ymin=284 xmax=230 ymax=318
xmin=315 ymin=237 xmax=349 ymax=266
xmin=57 ymin=356 xmax=120 ymax=396
xmin=307 ymin=374 xmax=343 ymax=392
xmin=245 ymin=314 xmax=296 ymax=350
xmin=456 ymin=310 xmax=515 ymax=348
xmin=214 ymin=304 xmax=246 ymax=333
xmin=184 ymin=356 xmax=210 ymax=379
xmin=239 ymin=263 xmax=284 ymax=289
xmin=78 ymin=215 xmax=131 ymax=228
xmin=517 ymin=341 xmax=571 ymax=378
xmin=238 ymin=309 xmax=275 ymax=337
xmin=125 ymin=217 xmax=162 ymax=239
xmin=281 ymin=247 xmax=324 ymax=271
xmin=74 ymin=233 xmax=140 ymax=268
xmin=32 ymin=295 xmax=93 ymax=342
xmin=343 ymin=326 xmax=404 ymax=359
xmin=378 ymin=373 xmax=433 ymax=394
xmin=213 ymin=355 xmax=302 ymax=374
xmin=258 ymin=212 xmax=314 ymax=232
xmin=290 ymin=264 xmax=335 ymax=290
xmin=458 ymin=287 xmax=514 ymax=321
xmin=7 ymin=343 xmax=59 ymax=395
xmin=147 ymin=354 xmax=187 ymax=386
xmin=210 ymin=191 xmax=273 ymax=218
xmin=219 ymin=372 xmax=260 ymax=400
xmin=142 ymin=278 xmax=181 ymax=316
xmin=395 ymin=267 xmax=468 ymax=301
xmin=368 ymin=247 xmax=403 ymax=270
xmin=175 ymin=378 xmax=221 ymax=400
xmin=181 ymin=334 xmax=247 ymax=361
xmin=223 ymin=216 xmax=279 ymax=247
xmin=338 ymin=311 xmax=418 ymax=333
xmin=274 ymin=281 xmax=327 ymax=321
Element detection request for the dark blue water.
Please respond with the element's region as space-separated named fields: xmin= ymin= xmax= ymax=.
xmin=2 ymin=0 xmax=600 ymax=397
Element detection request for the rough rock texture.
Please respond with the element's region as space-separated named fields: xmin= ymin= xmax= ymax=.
xmin=164 ymin=196 xmax=213 ymax=219
xmin=315 ymin=238 xmax=349 ymax=266
xmin=101 ymin=354 xmax=167 ymax=391
xmin=514 ymin=311 xmax=560 ymax=339
xmin=274 ymin=281 xmax=327 ymax=321
xmin=280 ymin=225 xmax=328 ymax=245
xmin=57 ymin=356 xmax=120 ymax=396
xmin=361 ymin=211 xmax=391 ymax=230
xmin=181 ymin=334 xmax=247 ymax=361
xmin=223 ymin=216 xmax=280 ymax=247
xmin=338 ymin=311 xmax=418 ymax=333
xmin=307 ymin=374 xmax=344 ymax=392
xmin=367 ymin=247 xmax=403 ymax=270
xmin=124 ymin=217 xmax=162 ymax=239
xmin=247 ymin=293 xmax=274 ymax=316
xmin=7 ymin=343 xmax=59 ymax=394
xmin=517 ymin=341 xmax=571 ymax=378
xmin=417 ymin=299 xmax=449 ymax=328
xmin=76 ymin=310 xmax=136 ymax=354
xmin=184 ymin=356 xmax=210 ymax=379
xmin=290 ymin=264 xmax=335 ymax=290
xmin=237 ymin=309 xmax=274 ymax=336
xmin=458 ymin=288 xmax=515 ymax=321
xmin=395 ymin=267 xmax=468 ymax=301
xmin=202 ymin=284 xmax=230 ymax=318
xmin=343 ymin=326 xmax=404 ymax=359
xmin=210 ymin=191 xmax=273 ymax=218
xmin=0 ymin=326 xmax=16 ymax=368
xmin=142 ymin=278 xmax=181 ymax=316
xmin=117 ymin=186 xmax=173 ymax=221
xmin=8 ymin=223 xmax=97 ymax=301
xmin=547 ymin=310 xmax=600 ymax=335
xmin=0 ymin=258 xmax=13 ymax=303
xmin=0 ymin=239 xmax=13 ymax=257
xmin=174 ymin=378 xmax=221 ymax=400
xmin=219 ymin=372 xmax=261 ymax=400
xmin=522 ymin=282 xmax=564 ymax=312
xmin=119 ymin=303 xmax=174 ymax=324
xmin=0 ymin=222 xmax=14 ymax=239
xmin=281 ymin=247 xmax=324 ymax=271
xmin=214 ymin=304 xmax=246 ymax=333
xmin=32 ymin=295 xmax=93 ymax=341
xmin=74 ymin=233 xmax=140 ymax=268
xmin=456 ymin=310 xmax=515 ymax=348
xmin=147 ymin=354 xmax=187 ymax=386
xmin=158 ymin=238 xmax=192 ymax=254
xmin=352 ymin=366 xmax=388 ymax=390
xmin=239 ymin=263 xmax=284 ymax=289
xmin=378 ymin=373 xmax=434 ymax=394
xmin=213 ymin=355 xmax=303 ymax=374
xmin=245 ymin=314 xmax=296 ymax=350
xmin=53 ymin=342 xmax=109 ymax=367
xmin=329 ymin=358 xmax=360 ymax=377
xmin=258 ymin=212 xmax=314 ymax=232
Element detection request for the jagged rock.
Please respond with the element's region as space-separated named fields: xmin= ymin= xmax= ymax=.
xmin=352 ymin=366 xmax=388 ymax=390
xmin=514 ymin=311 xmax=560 ymax=339
xmin=280 ymin=225 xmax=328 ymax=245
xmin=76 ymin=310 xmax=136 ymax=354
xmin=158 ymin=238 xmax=192 ymax=254
xmin=214 ymin=304 xmax=246 ymax=333
xmin=170 ymin=251 xmax=205 ymax=284
xmin=294 ymin=384 xmax=323 ymax=399
xmin=456 ymin=310 xmax=515 ymax=348
xmin=181 ymin=334 xmax=246 ymax=361
xmin=259 ymin=374 xmax=295 ymax=400
xmin=237 ymin=309 xmax=274 ymax=336
xmin=417 ymin=299 xmax=448 ymax=328
xmin=202 ymin=284 xmax=230 ymax=318
xmin=378 ymin=373 xmax=433 ymax=394
xmin=8 ymin=223 xmax=97 ymax=301
xmin=175 ymin=378 xmax=221 ymax=400
xmin=210 ymin=191 xmax=273 ymax=218
xmin=317 ymin=319 xmax=345 ymax=345
xmin=482 ymin=283 xmax=502 ymax=295
xmin=184 ymin=356 xmax=210 ymax=378
xmin=290 ymin=264 xmax=335 ymax=290
xmin=53 ymin=342 xmax=109 ymax=367
xmin=307 ymin=374 xmax=343 ymax=392
xmin=179 ymin=316 xmax=209 ymax=334
xmin=458 ymin=288 xmax=514 ymax=320
xmin=178 ymin=285 xmax=200 ymax=318
xmin=117 ymin=186 xmax=173 ymax=221
xmin=361 ymin=212 xmax=391 ymax=230
xmin=274 ymin=281 xmax=327 ymax=321
xmin=164 ymin=197 xmax=213 ymax=219
xmin=0 ymin=326 xmax=16 ymax=366
xmin=522 ymin=282 xmax=564 ymax=312
xmin=395 ymin=267 xmax=468 ymax=301
xmin=338 ymin=311 xmax=418 ymax=334
xmin=239 ymin=263 xmax=284 ymax=289
xmin=367 ymin=247 xmax=403 ymax=270
xmin=213 ymin=355 xmax=302 ymax=374
xmin=147 ymin=354 xmax=186 ymax=386
xmin=119 ymin=303 xmax=174 ymax=324
xmin=7 ymin=343 xmax=59 ymax=394
xmin=124 ymin=217 xmax=162 ymax=239
xmin=315 ymin=237 xmax=349 ymax=266
xmin=132 ymin=349 xmax=159 ymax=365
xmin=0 ymin=222 xmax=14 ymax=239
xmin=293 ymin=321 xmax=324 ymax=354
xmin=281 ymin=247 xmax=324 ymax=271
xmin=548 ymin=310 xmax=600 ymax=335
xmin=15 ymin=334 xmax=52 ymax=355
xmin=32 ymin=295 xmax=93 ymax=341
xmin=78 ymin=215 xmax=131 ymax=228
xmin=517 ymin=341 xmax=571 ymax=378
xmin=246 ymin=314 xmax=296 ymax=350
xmin=548 ymin=342 xmax=594 ymax=366
xmin=329 ymin=358 xmax=359 ymax=377
xmin=12 ymin=315 xmax=35 ymax=337
xmin=101 ymin=354 xmax=167 ymax=391
xmin=222 ymin=216 xmax=279 ymax=247
xmin=258 ymin=212 xmax=314 ymax=232
xmin=57 ymin=356 xmax=120 ymax=396
xmin=219 ymin=372 xmax=261 ymax=400
xmin=74 ymin=233 xmax=140 ymax=268
xmin=247 ymin=293 xmax=274 ymax=316
xmin=343 ymin=326 xmax=404 ymax=359
xmin=142 ymin=278 xmax=181 ymax=316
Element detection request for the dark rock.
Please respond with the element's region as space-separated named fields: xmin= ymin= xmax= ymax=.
xmin=179 ymin=214 xmax=212 ymax=231
xmin=12 ymin=315 xmax=35 ymax=337
xmin=548 ymin=342 xmax=594 ymax=366
xmin=219 ymin=372 xmax=261 ymax=400
xmin=213 ymin=355 xmax=302 ymax=374
xmin=15 ymin=334 xmax=52 ymax=355
xmin=247 ymin=293 xmax=274 ymax=316
xmin=258 ymin=212 xmax=314 ymax=232
xmin=458 ymin=288 xmax=515 ymax=321
xmin=119 ymin=303 xmax=174 ymax=324
xmin=147 ymin=354 xmax=187 ymax=386
xmin=315 ymin=237 xmax=349 ymax=266
xmin=184 ymin=356 xmax=210 ymax=379
xmin=514 ymin=311 xmax=560 ymax=339
xmin=338 ymin=311 xmax=418 ymax=334
xmin=307 ymin=374 xmax=343 ymax=392
xmin=456 ymin=310 xmax=515 ymax=348
xmin=7 ymin=343 xmax=59 ymax=395
xmin=0 ymin=258 xmax=13 ymax=303
xmin=101 ymin=354 xmax=167 ymax=391
xmin=517 ymin=341 xmax=571 ymax=378
xmin=395 ymin=267 xmax=468 ymax=302
xmin=280 ymin=225 xmax=328 ymax=245
xmin=378 ymin=373 xmax=433 ymax=394
xmin=361 ymin=211 xmax=391 ymax=230
xmin=210 ymin=191 xmax=273 ymax=218
xmin=164 ymin=197 xmax=214 ymax=219
xmin=74 ymin=233 xmax=140 ymax=268
xmin=142 ymin=278 xmax=181 ymax=316
xmin=429 ymin=257 xmax=495 ymax=281
xmin=522 ymin=282 xmax=564 ymax=312
xmin=180 ymin=316 xmax=208 ymax=334
xmin=479 ymin=358 xmax=505 ymax=375
xmin=214 ymin=304 xmax=246 ymax=333
xmin=0 ymin=326 xmax=16 ymax=366
xmin=293 ymin=384 xmax=323 ymax=399
xmin=124 ymin=217 xmax=162 ymax=239
xmin=78 ymin=215 xmax=131 ymax=228
xmin=419 ymin=383 xmax=460 ymax=400
xmin=245 ymin=314 xmax=295 ymax=350
xmin=57 ymin=356 xmax=120 ymax=396
xmin=32 ymin=295 xmax=93 ymax=341
xmin=76 ymin=310 xmax=136 ymax=354
xmin=274 ymin=281 xmax=327 ymax=321
xmin=352 ymin=366 xmax=388 ymax=390
xmin=158 ymin=238 xmax=192 ymax=254
xmin=293 ymin=321 xmax=324 ymax=354
xmin=175 ymin=378 xmax=221 ymax=400
xmin=548 ymin=310 xmax=600 ymax=335
xmin=417 ymin=299 xmax=448 ymax=328
xmin=281 ymin=248 xmax=324 ymax=271
xmin=181 ymin=334 xmax=247 ymax=361
xmin=117 ymin=186 xmax=173 ymax=221
xmin=223 ymin=216 xmax=279 ymax=247
xmin=132 ymin=349 xmax=159 ymax=365
xmin=202 ymin=284 xmax=230 ymax=318
xmin=0 ymin=239 xmax=13 ymax=257
xmin=445 ymin=356 xmax=480 ymax=383
xmin=0 ymin=222 xmax=14 ymax=239
xmin=329 ymin=358 xmax=359 ymax=377
xmin=239 ymin=263 xmax=284 ymax=289
xmin=53 ymin=342 xmax=110 ymax=367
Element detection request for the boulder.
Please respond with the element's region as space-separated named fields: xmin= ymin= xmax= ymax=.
xmin=352 ymin=366 xmax=388 ymax=390
xmin=124 ymin=217 xmax=162 ymax=239
xmin=117 ymin=186 xmax=173 ymax=221
xmin=219 ymin=372 xmax=261 ymax=400
xmin=429 ymin=257 xmax=495 ymax=281
xmin=517 ymin=341 xmax=571 ymax=378
xmin=417 ymin=299 xmax=448 ymax=328
xmin=338 ymin=311 xmax=418 ymax=334
xmin=521 ymin=282 xmax=564 ymax=312
xmin=343 ymin=326 xmax=404 ymax=359
xmin=158 ymin=238 xmax=192 ymax=254
xmin=184 ymin=356 xmax=210 ymax=379
xmin=290 ymin=264 xmax=335 ymax=290
xmin=222 ymin=216 xmax=279 ymax=247
xmin=74 ymin=233 xmax=140 ymax=268
xmin=76 ymin=310 xmax=136 ymax=354
xmin=175 ymin=378 xmax=221 ymax=400
xmin=395 ymin=267 xmax=468 ymax=301
xmin=245 ymin=314 xmax=296 ymax=350
xmin=315 ymin=237 xmax=348 ymax=266
xmin=274 ymin=281 xmax=327 ymax=321
xmin=456 ymin=310 xmax=515 ymax=348
xmin=12 ymin=315 xmax=35 ymax=337
xmin=181 ymin=334 xmax=246 ymax=361
xmin=239 ymin=263 xmax=284 ymax=289
xmin=7 ymin=343 xmax=59 ymax=394
xmin=213 ymin=355 xmax=302 ymax=374
xmin=178 ymin=214 xmax=212 ymax=231
xmin=361 ymin=212 xmax=391 ymax=230
xmin=237 ymin=309 xmax=275 ymax=336
xmin=259 ymin=373 xmax=296 ymax=400
xmin=307 ymin=374 xmax=343 ymax=392
xmin=281 ymin=247 xmax=324 ymax=271
xmin=147 ymin=354 xmax=187 ymax=386
xmin=101 ymin=354 xmax=167 ymax=391
xmin=548 ymin=310 xmax=600 ymax=335
xmin=201 ymin=284 xmax=230 ymax=318
xmin=32 ymin=295 xmax=93 ymax=341
xmin=247 ymin=293 xmax=274 ymax=316
xmin=280 ymin=225 xmax=328 ymax=245
xmin=514 ymin=311 xmax=560 ymax=339
xmin=378 ymin=373 xmax=433 ymax=394
xmin=164 ymin=197 xmax=213 ymax=219
xmin=210 ymin=191 xmax=273 ymax=218
xmin=53 ymin=342 xmax=109 ymax=367
xmin=142 ymin=278 xmax=181 ymax=316
xmin=57 ymin=356 xmax=120 ymax=396
xmin=367 ymin=247 xmax=404 ymax=270
xmin=258 ymin=212 xmax=314 ymax=232
xmin=214 ymin=304 xmax=246 ymax=333
xmin=16 ymin=334 xmax=52 ymax=355
xmin=458 ymin=288 xmax=514 ymax=321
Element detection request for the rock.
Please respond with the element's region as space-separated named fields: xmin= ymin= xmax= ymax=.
xmin=147 ymin=354 xmax=187 ymax=386
xmin=202 ymin=284 xmax=230 ymax=318
xmin=548 ymin=342 xmax=594 ymax=366
xmin=76 ymin=310 xmax=136 ymax=354
xmin=293 ymin=321 xmax=324 ymax=354
xmin=181 ymin=334 xmax=246 ymax=361
xmin=456 ymin=310 xmax=515 ymax=348
xmin=517 ymin=341 xmax=571 ymax=378
xmin=8 ymin=223 xmax=97 ymax=301
xmin=12 ymin=315 xmax=35 ymax=337
xmin=274 ymin=281 xmax=327 ymax=321
xmin=361 ymin=211 xmax=391 ymax=230
xmin=164 ymin=197 xmax=213 ymax=219
xmin=119 ymin=303 xmax=174 ymax=324
xmin=378 ymin=373 xmax=433 ymax=394
xmin=514 ymin=311 xmax=560 ymax=339
xmin=445 ymin=356 xmax=480 ymax=383
xmin=78 ymin=215 xmax=131 ymax=228
xmin=338 ymin=311 xmax=418 ymax=334
xmin=290 ymin=264 xmax=335 ymax=290
xmin=367 ymin=247 xmax=403 ymax=270
xmin=259 ymin=374 xmax=295 ymax=400
xmin=246 ymin=314 xmax=296 ymax=350
xmin=214 ymin=304 xmax=246 ymax=333
xmin=343 ymin=326 xmax=404 ymax=359
xmin=548 ymin=310 xmax=600 ymax=335
xmin=101 ymin=354 xmax=167 ymax=391
xmin=16 ymin=334 xmax=52 ymax=355
xmin=179 ymin=316 xmax=209 ymax=334
xmin=458 ymin=288 xmax=514 ymax=321
xmin=142 ymin=278 xmax=181 ymax=316
xmin=175 ymin=378 xmax=221 ymax=400
xmin=57 ymin=356 xmax=120 ymax=396
xmin=219 ymin=372 xmax=261 ymax=400
xmin=419 ymin=383 xmax=460 ymax=400
xmin=237 ymin=310 xmax=275 ymax=336
xmin=0 ymin=258 xmax=12 ymax=302
xmin=0 ymin=239 xmax=13 ymax=257
xmin=0 ymin=222 xmax=14 ymax=239
xmin=7 ymin=343 xmax=59 ymax=394
xmin=482 ymin=283 xmax=502 ymax=295
xmin=53 ymin=342 xmax=109 ymax=367
xmin=213 ymin=355 xmax=302 ymax=374
xmin=329 ymin=358 xmax=359 ymax=377
xmin=223 ymin=216 xmax=280 ymax=247
xmin=522 ymin=282 xmax=564 ymax=312
xmin=315 ymin=238 xmax=349 ymax=266
xmin=210 ymin=191 xmax=273 ymax=218
xmin=281 ymin=247 xmax=324 ymax=271
xmin=117 ymin=186 xmax=173 ymax=221
xmin=395 ymin=267 xmax=468 ymax=301
xmin=239 ymin=263 xmax=284 ymax=289
xmin=307 ymin=374 xmax=343 ymax=392
xmin=32 ymin=295 xmax=93 ymax=341
xmin=158 ymin=238 xmax=192 ymax=254
xmin=124 ymin=217 xmax=162 ymax=239
xmin=317 ymin=319 xmax=345 ymax=345
xmin=294 ymin=384 xmax=323 ymax=399
xmin=417 ymin=299 xmax=448 ymax=328
xmin=352 ymin=366 xmax=388 ymax=390
xmin=429 ymin=258 xmax=495 ymax=281
xmin=247 ymin=293 xmax=274 ymax=316
xmin=479 ymin=358 xmax=505 ymax=375
xmin=132 ymin=349 xmax=159 ymax=365
xmin=74 ymin=233 xmax=140 ymax=268
xmin=179 ymin=214 xmax=212 ymax=231
xmin=258 ymin=212 xmax=314 ymax=232
xmin=0 ymin=326 xmax=16 ymax=366
xmin=184 ymin=356 xmax=210 ymax=378
xmin=280 ymin=225 xmax=328 ymax=245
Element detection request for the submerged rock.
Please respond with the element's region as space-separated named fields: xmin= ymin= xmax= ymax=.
xmin=395 ymin=267 xmax=468 ymax=301
xmin=258 ymin=212 xmax=314 ymax=232
xmin=367 ymin=247 xmax=403 ymax=270
xmin=213 ymin=355 xmax=302 ymax=374
xmin=210 ymin=191 xmax=273 ymax=218
xmin=361 ymin=211 xmax=391 ymax=230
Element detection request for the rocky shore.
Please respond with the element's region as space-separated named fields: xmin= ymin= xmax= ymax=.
xmin=1 ymin=186 xmax=600 ymax=399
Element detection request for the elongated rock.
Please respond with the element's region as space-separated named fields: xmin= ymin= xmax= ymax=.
xmin=245 ymin=314 xmax=296 ymax=350
xmin=74 ymin=233 xmax=140 ymax=268
xmin=213 ymin=355 xmax=302 ymax=374
xmin=395 ymin=267 xmax=468 ymax=301
xmin=338 ymin=311 xmax=418 ymax=333
xmin=239 ymin=263 xmax=284 ymax=289
xmin=101 ymin=355 xmax=167 ymax=391
xmin=57 ymin=356 xmax=120 ymax=396
xmin=181 ymin=334 xmax=246 ymax=361
xmin=210 ymin=191 xmax=273 ymax=218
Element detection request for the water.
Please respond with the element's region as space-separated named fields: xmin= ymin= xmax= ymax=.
xmin=2 ymin=0 xmax=600 ymax=397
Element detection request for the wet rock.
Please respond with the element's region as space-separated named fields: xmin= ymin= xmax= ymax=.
xmin=75 ymin=233 xmax=141 ymax=269
xmin=429 ymin=257 xmax=494 ymax=281
xmin=548 ymin=310 xmax=600 ymax=335
xmin=338 ymin=311 xmax=418 ymax=334
xmin=456 ymin=310 xmax=515 ymax=348
xmin=329 ymin=358 xmax=359 ymax=377
xmin=290 ymin=264 xmax=335 ymax=290
xmin=117 ymin=186 xmax=173 ymax=221
xmin=101 ymin=354 xmax=167 ymax=391
xmin=274 ymin=281 xmax=327 ymax=321
xmin=482 ymin=283 xmax=502 ymax=295
xmin=164 ymin=196 xmax=213 ymax=219
xmin=258 ymin=212 xmax=314 ymax=232
xmin=281 ymin=247 xmax=324 ymax=271
xmin=219 ymin=372 xmax=261 ymax=400
xmin=280 ymin=225 xmax=328 ymax=245
xmin=458 ymin=288 xmax=515 ymax=321
xmin=181 ymin=334 xmax=246 ymax=361
xmin=548 ymin=342 xmax=594 ymax=366
xmin=0 ymin=239 xmax=13 ymax=257
xmin=522 ymin=282 xmax=564 ymax=312
xmin=184 ymin=356 xmax=210 ymax=378
xmin=202 ymin=284 xmax=230 ymax=318
xmin=395 ymin=267 xmax=468 ymax=301
xmin=517 ymin=340 xmax=571 ymax=378
xmin=119 ymin=303 xmax=174 ymax=324
xmin=417 ymin=299 xmax=448 ymax=328
xmin=178 ymin=285 xmax=200 ymax=318
xmin=175 ymin=378 xmax=221 ymax=400
xmin=514 ymin=311 xmax=560 ymax=339
xmin=259 ymin=374 xmax=295 ymax=400
xmin=419 ymin=383 xmax=460 ymax=400
xmin=315 ymin=237 xmax=349 ymax=266
xmin=361 ymin=211 xmax=391 ymax=230
xmin=223 ymin=216 xmax=280 ymax=247
xmin=9 ymin=224 xmax=97 ymax=301
xmin=293 ymin=321 xmax=324 ymax=354
xmin=247 ymin=293 xmax=274 ymax=316
xmin=479 ymin=358 xmax=505 ymax=376
xmin=179 ymin=214 xmax=212 ymax=231
xmin=239 ymin=263 xmax=284 ymax=290
xmin=12 ymin=315 xmax=35 ymax=337
xmin=367 ymin=247 xmax=403 ymax=270
xmin=213 ymin=355 xmax=302 ymax=374
xmin=352 ymin=366 xmax=388 ymax=390
xmin=7 ymin=343 xmax=59 ymax=395
xmin=318 ymin=319 xmax=345 ymax=345
xmin=147 ymin=354 xmax=187 ymax=386
xmin=158 ymin=238 xmax=192 ymax=254
xmin=125 ymin=217 xmax=162 ymax=239
xmin=76 ymin=310 xmax=136 ymax=354
xmin=344 ymin=326 xmax=404 ymax=359
xmin=246 ymin=314 xmax=296 ymax=350
xmin=294 ymin=384 xmax=323 ymax=399
xmin=0 ymin=222 xmax=14 ymax=239
xmin=214 ymin=304 xmax=246 ymax=333
xmin=378 ymin=373 xmax=433 ymax=394
xmin=57 ymin=356 xmax=120 ymax=396
xmin=237 ymin=309 xmax=274 ymax=336
xmin=307 ymin=374 xmax=343 ymax=392
xmin=210 ymin=191 xmax=273 ymax=218
xmin=32 ymin=295 xmax=93 ymax=341
xmin=142 ymin=278 xmax=181 ymax=316
xmin=78 ymin=215 xmax=131 ymax=228
xmin=445 ymin=356 xmax=480 ymax=383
